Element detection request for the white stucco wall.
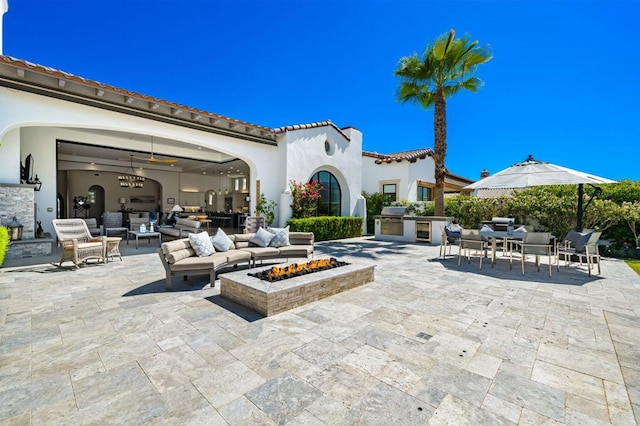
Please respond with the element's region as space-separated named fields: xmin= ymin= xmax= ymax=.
xmin=0 ymin=87 xmax=284 ymax=236
xmin=362 ymin=156 xmax=436 ymax=202
xmin=280 ymin=125 xmax=363 ymax=223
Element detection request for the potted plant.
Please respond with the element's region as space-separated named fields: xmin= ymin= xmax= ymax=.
xmin=255 ymin=193 xmax=277 ymax=226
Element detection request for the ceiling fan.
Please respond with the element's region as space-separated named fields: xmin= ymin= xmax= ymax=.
xmin=132 ymin=137 xmax=178 ymax=163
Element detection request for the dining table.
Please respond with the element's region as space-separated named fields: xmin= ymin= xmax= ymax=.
xmin=479 ymin=229 xmax=527 ymax=266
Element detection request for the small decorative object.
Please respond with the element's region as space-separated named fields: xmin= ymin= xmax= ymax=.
xmin=167 ymin=198 xmax=175 ymax=204
xmin=140 ymin=223 xmax=147 ymax=233
xmin=36 ymin=221 xmax=44 ymax=238
xmin=7 ymin=216 xmax=23 ymax=241
xmin=119 ymin=197 xmax=127 ymax=211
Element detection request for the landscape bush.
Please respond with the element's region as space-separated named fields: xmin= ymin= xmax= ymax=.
xmin=287 ymin=216 xmax=363 ymax=242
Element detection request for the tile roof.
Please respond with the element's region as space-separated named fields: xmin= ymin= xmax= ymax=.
xmin=0 ymin=55 xmax=275 ymax=137
xmin=362 ymin=148 xmax=434 ymax=164
xmin=273 ymin=120 xmax=352 ymax=141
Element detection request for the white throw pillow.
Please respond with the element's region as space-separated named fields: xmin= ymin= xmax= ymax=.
xmin=249 ymin=227 xmax=274 ymax=248
xmin=188 ymin=231 xmax=215 ymax=257
xmin=211 ymin=228 xmax=233 ymax=252
xmin=480 ymin=224 xmax=493 ymax=233
xmin=268 ymin=226 xmax=290 ymax=248
xmin=515 ymin=225 xmax=528 ymax=233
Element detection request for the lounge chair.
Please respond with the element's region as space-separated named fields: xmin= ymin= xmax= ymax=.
xmin=557 ymin=231 xmax=602 ymax=276
xmin=52 ymin=219 xmax=107 ymax=268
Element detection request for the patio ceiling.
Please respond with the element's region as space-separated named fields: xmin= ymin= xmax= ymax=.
xmin=56 ymin=128 xmax=250 ymax=178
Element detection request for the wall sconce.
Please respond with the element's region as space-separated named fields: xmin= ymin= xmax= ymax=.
xmin=33 ymin=175 xmax=42 ymax=191
xmin=245 ymin=196 xmax=251 ymax=203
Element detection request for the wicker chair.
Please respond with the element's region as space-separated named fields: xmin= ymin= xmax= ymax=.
xmin=52 ymin=219 xmax=107 ymax=268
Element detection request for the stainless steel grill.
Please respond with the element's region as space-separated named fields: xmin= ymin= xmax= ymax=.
xmin=380 ymin=206 xmax=408 ymax=236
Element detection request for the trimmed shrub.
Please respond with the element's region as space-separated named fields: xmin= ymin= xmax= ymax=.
xmin=0 ymin=226 xmax=9 ymax=267
xmin=287 ymin=216 xmax=363 ymax=242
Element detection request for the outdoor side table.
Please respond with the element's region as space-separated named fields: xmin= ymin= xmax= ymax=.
xmin=105 ymin=227 xmax=129 ymax=245
xmin=130 ymin=231 xmax=161 ymax=249
xmin=106 ymin=237 xmax=123 ymax=262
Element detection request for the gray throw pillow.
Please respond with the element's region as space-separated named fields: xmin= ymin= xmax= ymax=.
xmin=249 ymin=227 xmax=274 ymax=248
xmin=188 ymin=231 xmax=215 ymax=257
xmin=267 ymin=226 xmax=290 ymax=248
xmin=574 ymin=231 xmax=592 ymax=253
xmin=211 ymin=228 xmax=233 ymax=252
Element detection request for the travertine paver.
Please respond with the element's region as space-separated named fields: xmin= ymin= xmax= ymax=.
xmin=1 ymin=237 xmax=639 ymax=424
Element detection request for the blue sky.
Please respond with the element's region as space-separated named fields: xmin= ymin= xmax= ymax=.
xmin=3 ymin=0 xmax=639 ymax=182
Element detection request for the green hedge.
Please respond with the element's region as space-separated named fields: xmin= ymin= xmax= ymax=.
xmin=286 ymin=216 xmax=363 ymax=242
xmin=0 ymin=226 xmax=9 ymax=267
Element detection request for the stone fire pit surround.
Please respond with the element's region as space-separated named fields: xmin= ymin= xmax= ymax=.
xmin=220 ymin=261 xmax=376 ymax=316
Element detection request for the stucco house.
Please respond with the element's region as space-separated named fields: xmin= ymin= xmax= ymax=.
xmin=362 ymin=149 xmax=473 ymax=202
xmin=0 ymin=3 xmax=473 ymax=260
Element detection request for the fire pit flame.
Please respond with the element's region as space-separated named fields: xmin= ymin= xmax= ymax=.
xmin=249 ymin=257 xmax=349 ymax=282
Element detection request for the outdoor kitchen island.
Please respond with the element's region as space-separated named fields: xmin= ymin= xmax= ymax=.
xmin=374 ymin=207 xmax=451 ymax=245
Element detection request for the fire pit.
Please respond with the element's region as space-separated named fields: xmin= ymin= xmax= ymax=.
xmin=220 ymin=260 xmax=375 ymax=316
xmin=248 ymin=258 xmax=349 ymax=282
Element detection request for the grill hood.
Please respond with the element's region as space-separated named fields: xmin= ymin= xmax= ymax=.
xmin=380 ymin=206 xmax=408 ymax=216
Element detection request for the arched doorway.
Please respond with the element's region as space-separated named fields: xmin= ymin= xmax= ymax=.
xmin=88 ymin=185 xmax=105 ymax=224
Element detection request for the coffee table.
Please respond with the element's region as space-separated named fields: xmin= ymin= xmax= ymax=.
xmin=130 ymin=231 xmax=161 ymax=249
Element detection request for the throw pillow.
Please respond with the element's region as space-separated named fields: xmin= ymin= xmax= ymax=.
xmin=480 ymin=224 xmax=493 ymax=233
xmin=212 ymin=228 xmax=234 ymax=252
xmin=249 ymin=227 xmax=274 ymax=247
xmin=267 ymin=226 xmax=290 ymax=248
xmin=514 ymin=225 xmax=528 ymax=233
xmin=188 ymin=232 xmax=215 ymax=257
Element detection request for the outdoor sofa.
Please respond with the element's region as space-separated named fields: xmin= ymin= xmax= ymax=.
xmin=158 ymin=218 xmax=203 ymax=240
xmin=157 ymin=228 xmax=314 ymax=289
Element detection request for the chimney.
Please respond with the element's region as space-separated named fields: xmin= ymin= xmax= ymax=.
xmin=480 ymin=169 xmax=490 ymax=179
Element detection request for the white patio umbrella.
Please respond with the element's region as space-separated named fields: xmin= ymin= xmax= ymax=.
xmin=464 ymin=155 xmax=617 ymax=230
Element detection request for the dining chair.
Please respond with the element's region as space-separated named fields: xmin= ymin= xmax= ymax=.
xmin=557 ymin=231 xmax=602 ymax=276
xmin=510 ymin=232 xmax=552 ymax=276
xmin=458 ymin=229 xmax=488 ymax=269
xmin=439 ymin=225 xmax=460 ymax=258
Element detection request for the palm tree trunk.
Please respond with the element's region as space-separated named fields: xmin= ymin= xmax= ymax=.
xmin=433 ymin=88 xmax=447 ymax=216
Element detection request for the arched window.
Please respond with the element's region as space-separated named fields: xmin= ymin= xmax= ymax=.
xmin=311 ymin=171 xmax=341 ymax=216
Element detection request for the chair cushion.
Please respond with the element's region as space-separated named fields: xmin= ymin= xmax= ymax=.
xmin=189 ymin=231 xmax=215 ymax=257
xmin=574 ymin=231 xmax=592 ymax=253
xmin=267 ymin=226 xmax=290 ymax=248
xmin=249 ymin=227 xmax=274 ymax=247
xmin=212 ymin=228 xmax=233 ymax=252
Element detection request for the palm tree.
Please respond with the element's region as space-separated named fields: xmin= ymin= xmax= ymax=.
xmin=395 ymin=29 xmax=492 ymax=216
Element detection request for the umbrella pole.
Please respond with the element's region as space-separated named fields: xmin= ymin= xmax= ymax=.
xmin=576 ymin=183 xmax=584 ymax=231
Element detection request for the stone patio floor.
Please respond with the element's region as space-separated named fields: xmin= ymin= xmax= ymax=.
xmin=1 ymin=236 xmax=639 ymax=425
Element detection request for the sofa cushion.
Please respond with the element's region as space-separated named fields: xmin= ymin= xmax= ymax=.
xmin=276 ymin=245 xmax=313 ymax=257
xmin=239 ymin=246 xmax=280 ymax=259
xmin=233 ymin=233 xmax=252 ymax=249
xmin=189 ymin=231 xmax=215 ymax=257
xmin=267 ymin=226 xmax=290 ymax=248
xmin=249 ymin=227 xmax=274 ymax=247
xmin=166 ymin=248 xmax=196 ymax=264
xmin=161 ymin=238 xmax=191 ymax=255
xmin=212 ymin=228 xmax=234 ymax=252
xmin=175 ymin=218 xmax=201 ymax=230
xmin=169 ymin=252 xmax=227 ymax=271
xmin=225 ymin=250 xmax=252 ymax=264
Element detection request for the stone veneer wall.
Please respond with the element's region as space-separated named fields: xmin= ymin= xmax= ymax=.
xmin=0 ymin=183 xmax=35 ymax=238
xmin=0 ymin=183 xmax=53 ymax=260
